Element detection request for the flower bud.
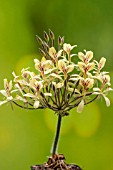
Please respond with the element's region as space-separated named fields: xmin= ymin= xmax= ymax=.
xmin=36 ymin=35 xmax=43 ymax=45
xmin=49 ymin=29 xmax=55 ymax=40
xmin=44 ymin=31 xmax=49 ymax=42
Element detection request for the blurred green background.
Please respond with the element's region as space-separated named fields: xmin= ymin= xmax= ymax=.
xmin=0 ymin=0 xmax=113 ymax=169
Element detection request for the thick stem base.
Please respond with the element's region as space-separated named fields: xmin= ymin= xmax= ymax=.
xmin=31 ymin=154 xmax=82 ymax=170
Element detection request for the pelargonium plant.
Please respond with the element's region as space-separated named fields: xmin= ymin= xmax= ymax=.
xmin=0 ymin=30 xmax=112 ymax=170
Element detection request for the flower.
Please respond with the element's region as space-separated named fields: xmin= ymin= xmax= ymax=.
xmin=0 ymin=96 xmax=13 ymax=106
xmin=78 ymin=50 xmax=95 ymax=75
xmin=79 ymin=78 xmax=94 ymax=90
xmin=63 ymin=43 xmax=77 ymax=55
xmin=78 ymin=51 xmax=93 ymax=64
xmin=98 ymin=57 xmax=106 ymax=71
xmin=63 ymin=43 xmax=77 ymax=62
xmin=97 ymin=73 xmax=111 ymax=89
xmin=0 ymin=30 xmax=112 ymax=114
xmin=94 ymin=57 xmax=106 ymax=72
xmin=21 ymin=68 xmax=35 ymax=80
xmin=0 ymin=79 xmax=15 ymax=106
xmin=78 ymin=62 xmax=95 ymax=74
xmin=34 ymin=57 xmax=53 ymax=77
xmin=30 ymin=79 xmax=43 ymax=91
xmin=49 ymin=47 xmax=63 ymax=65
xmin=58 ymin=60 xmax=74 ymax=79
xmin=93 ymin=87 xmax=113 ymax=107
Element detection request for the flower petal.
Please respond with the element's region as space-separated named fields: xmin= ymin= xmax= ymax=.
xmin=7 ymin=96 xmax=13 ymax=101
xmin=87 ymin=78 xmax=94 ymax=89
xmin=85 ymin=51 xmax=93 ymax=63
xmin=0 ymin=100 xmax=8 ymax=106
xmin=78 ymin=52 xmax=85 ymax=61
xmin=44 ymin=68 xmax=54 ymax=75
xmin=57 ymin=50 xmax=63 ymax=58
xmin=58 ymin=60 xmax=66 ymax=71
xmin=63 ymin=43 xmax=71 ymax=53
xmin=78 ymin=62 xmax=85 ymax=72
xmin=4 ymin=79 xmax=9 ymax=90
xmin=49 ymin=47 xmax=56 ymax=58
xmin=50 ymin=73 xmax=62 ymax=80
xmin=93 ymin=92 xmax=100 ymax=95
xmin=24 ymin=93 xmax=36 ymax=98
xmin=93 ymin=88 xmax=101 ymax=92
xmin=56 ymin=82 xmax=64 ymax=88
xmin=34 ymin=100 xmax=39 ymax=108
xmin=42 ymin=60 xmax=53 ymax=69
xmin=0 ymin=90 xmax=8 ymax=97
xmin=87 ymin=62 xmax=95 ymax=71
xmin=63 ymin=43 xmax=77 ymax=54
xmin=16 ymin=95 xmax=27 ymax=102
xmin=98 ymin=57 xmax=106 ymax=70
xmin=9 ymin=80 xmax=13 ymax=91
xmin=77 ymin=99 xmax=84 ymax=113
xmin=104 ymin=96 xmax=110 ymax=107
xmin=67 ymin=65 xmax=74 ymax=73
xmin=14 ymin=84 xmax=23 ymax=94
xmin=44 ymin=93 xmax=52 ymax=96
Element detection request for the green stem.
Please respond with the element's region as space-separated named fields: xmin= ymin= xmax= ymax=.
xmin=52 ymin=114 xmax=62 ymax=155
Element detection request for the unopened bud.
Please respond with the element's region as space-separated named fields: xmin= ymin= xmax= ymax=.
xmin=36 ymin=35 xmax=43 ymax=45
xmin=61 ymin=36 xmax=64 ymax=44
xmin=58 ymin=36 xmax=62 ymax=46
xmin=44 ymin=31 xmax=49 ymax=42
xmin=43 ymin=41 xmax=49 ymax=50
xmin=39 ymin=48 xmax=46 ymax=57
xmin=49 ymin=29 xmax=55 ymax=40
xmin=41 ymin=44 xmax=45 ymax=50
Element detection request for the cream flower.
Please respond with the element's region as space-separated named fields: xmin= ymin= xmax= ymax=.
xmin=0 ymin=30 xmax=112 ymax=114
xmin=78 ymin=51 xmax=93 ymax=64
xmin=93 ymin=87 xmax=113 ymax=107
xmin=63 ymin=43 xmax=77 ymax=55
xmin=63 ymin=43 xmax=77 ymax=62
xmin=78 ymin=62 xmax=95 ymax=74
xmin=49 ymin=47 xmax=63 ymax=63
xmin=98 ymin=74 xmax=110 ymax=87
xmin=80 ymin=78 xmax=94 ymax=90
xmin=21 ymin=68 xmax=35 ymax=79
xmin=34 ymin=57 xmax=53 ymax=77
xmin=0 ymin=79 xmax=15 ymax=106
xmin=58 ymin=60 xmax=74 ymax=78
xmin=29 ymin=79 xmax=43 ymax=92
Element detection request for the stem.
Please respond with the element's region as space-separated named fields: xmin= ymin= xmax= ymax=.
xmin=13 ymin=101 xmax=44 ymax=109
xmin=52 ymin=114 xmax=62 ymax=155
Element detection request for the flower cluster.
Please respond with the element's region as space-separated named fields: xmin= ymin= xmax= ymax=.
xmin=0 ymin=30 xmax=112 ymax=114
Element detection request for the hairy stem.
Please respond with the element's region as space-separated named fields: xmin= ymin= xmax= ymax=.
xmin=52 ymin=114 xmax=62 ymax=155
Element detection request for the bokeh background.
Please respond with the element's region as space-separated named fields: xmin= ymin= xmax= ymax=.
xmin=0 ymin=0 xmax=113 ymax=170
